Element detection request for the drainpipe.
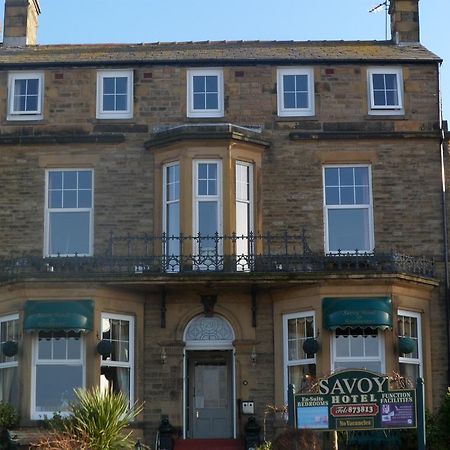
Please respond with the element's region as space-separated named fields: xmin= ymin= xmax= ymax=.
xmin=437 ymin=61 xmax=450 ymax=386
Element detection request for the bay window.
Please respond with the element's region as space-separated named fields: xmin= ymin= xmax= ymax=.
xmin=100 ymin=314 xmax=134 ymax=405
xmin=235 ymin=162 xmax=253 ymax=266
xmin=0 ymin=315 xmax=19 ymax=408
xmin=32 ymin=331 xmax=84 ymax=418
xmin=194 ymin=160 xmax=222 ymax=265
xmin=398 ymin=310 xmax=422 ymax=384
xmin=332 ymin=327 xmax=384 ymax=373
xmin=283 ymin=312 xmax=316 ymax=396
xmin=163 ymin=162 xmax=181 ymax=271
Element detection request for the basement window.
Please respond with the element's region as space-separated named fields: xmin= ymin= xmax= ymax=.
xmin=7 ymin=72 xmax=44 ymax=121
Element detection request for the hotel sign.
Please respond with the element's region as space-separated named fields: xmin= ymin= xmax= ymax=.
xmin=295 ymin=370 xmax=416 ymax=431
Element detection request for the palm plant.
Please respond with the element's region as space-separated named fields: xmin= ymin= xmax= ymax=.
xmin=33 ymin=387 xmax=143 ymax=450
xmin=70 ymin=387 xmax=143 ymax=450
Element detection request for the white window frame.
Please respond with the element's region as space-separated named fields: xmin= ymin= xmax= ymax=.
xmin=283 ymin=311 xmax=316 ymax=400
xmin=277 ymin=67 xmax=315 ymax=117
xmin=96 ymin=69 xmax=133 ymax=119
xmin=235 ymin=161 xmax=254 ymax=235
xmin=100 ymin=313 xmax=135 ymax=407
xmin=331 ymin=327 xmax=385 ymax=373
xmin=44 ymin=168 xmax=94 ymax=257
xmin=235 ymin=161 xmax=254 ymax=269
xmin=0 ymin=314 xmax=19 ymax=406
xmin=31 ymin=331 xmax=85 ymax=419
xmin=7 ymin=72 xmax=44 ymax=121
xmin=193 ymin=159 xmax=223 ymax=251
xmin=187 ymin=68 xmax=224 ymax=118
xmin=323 ymin=164 xmax=374 ymax=254
xmin=162 ymin=161 xmax=181 ymax=238
xmin=163 ymin=162 xmax=181 ymax=271
xmin=367 ymin=67 xmax=404 ymax=115
xmin=398 ymin=309 xmax=423 ymax=378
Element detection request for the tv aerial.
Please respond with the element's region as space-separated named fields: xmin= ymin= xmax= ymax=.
xmin=369 ymin=1 xmax=390 ymax=40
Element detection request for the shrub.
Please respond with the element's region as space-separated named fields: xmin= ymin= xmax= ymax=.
xmin=0 ymin=402 xmax=18 ymax=430
xmin=426 ymin=387 xmax=450 ymax=450
xmin=257 ymin=442 xmax=272 ymax=450
xmin=272 ymin=429 xmax=320 ymax=450
xmin=42 ymin=412 xmax=72 ymax=432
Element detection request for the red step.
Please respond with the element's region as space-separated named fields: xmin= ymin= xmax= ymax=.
xmin=173 ymin=438 xmax=245 ymax=450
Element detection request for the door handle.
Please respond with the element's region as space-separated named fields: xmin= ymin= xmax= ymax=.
xmin=196 ymin=410 xmax=199 ymax=419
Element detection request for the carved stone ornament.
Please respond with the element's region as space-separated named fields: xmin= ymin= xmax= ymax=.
xmin=200 ymin=294 xmax=217 ymax=317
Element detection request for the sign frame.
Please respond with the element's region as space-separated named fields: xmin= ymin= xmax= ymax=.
xmin=293 ymin=369 xmax=417 ymax=432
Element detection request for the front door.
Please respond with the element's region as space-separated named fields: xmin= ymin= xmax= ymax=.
xmin=188 ymin=350 xmax=233 ymax=438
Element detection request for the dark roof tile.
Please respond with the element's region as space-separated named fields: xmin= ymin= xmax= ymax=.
xmin=0 ymin=40 xmax=440 ymax=67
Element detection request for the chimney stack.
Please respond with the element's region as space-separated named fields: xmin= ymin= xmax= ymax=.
xmin=3 ymin=0 xmax=41 ymax=46
xmin=389 ymin=0 xmax=420 ymax=43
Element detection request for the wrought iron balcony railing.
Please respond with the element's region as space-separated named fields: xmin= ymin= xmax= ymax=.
xmin=0 ymin=232 xmax=435 ymax=282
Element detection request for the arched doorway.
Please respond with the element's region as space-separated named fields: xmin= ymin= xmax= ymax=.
xmin=183 ymin=315 xmax=236 ymax=439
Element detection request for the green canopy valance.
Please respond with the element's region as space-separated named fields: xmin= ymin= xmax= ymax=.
xmin=322 ymin=297 xmax=392 ymax=330
xmin=24 ymin=300 xmax=94 ymax=332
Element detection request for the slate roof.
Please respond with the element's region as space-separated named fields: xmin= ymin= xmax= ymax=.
xmin=0 ymin=40 xmax=441 ymax=67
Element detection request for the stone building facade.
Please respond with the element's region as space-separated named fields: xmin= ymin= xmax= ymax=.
xmin=0 ymin=0 xmax=447 ymax=447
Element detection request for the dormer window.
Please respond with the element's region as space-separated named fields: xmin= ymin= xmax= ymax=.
xmin=277 ymin=67 xmax=315 ymax=117
xmin=7 ymin=72 xmax=44 ymax=120
xmin=96 ymin=70 xmax=133 ymax=119
xmin=368 ymin=67 xmax=404 ymax=115
xmin=187 ymin=69 xmax=224 ymax=118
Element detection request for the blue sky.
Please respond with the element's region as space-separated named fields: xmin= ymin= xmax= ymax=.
xmin=5 ymin=0 xmax=450 ymax=118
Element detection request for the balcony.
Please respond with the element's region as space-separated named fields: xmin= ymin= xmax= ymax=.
xmin=0 ymin=231 xmax=435 ymax=284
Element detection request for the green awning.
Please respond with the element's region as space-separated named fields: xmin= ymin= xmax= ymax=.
xmin=24 ymin=300 xmax=94 ymax=332
xmin=322 ymin=297 xmax=392 ymax=330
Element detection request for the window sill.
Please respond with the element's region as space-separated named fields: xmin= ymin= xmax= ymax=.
xmin=92 ymin=118 xmax=135 ymax=124
xmin=275 ymin=116 xmax=317 ymax=122
xmin=187 ymin=111 xmax=225 ymax=119
xmin=95 ymin=114 xmax=134 ymax=121
xmin=366 ymin=111 xmax=405 ymax=118
xmin=6 ymin=115 xmax=44 ymax=123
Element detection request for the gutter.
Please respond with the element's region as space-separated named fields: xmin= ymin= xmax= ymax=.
xmin=0 ymin=58 xmax=442 ymax=71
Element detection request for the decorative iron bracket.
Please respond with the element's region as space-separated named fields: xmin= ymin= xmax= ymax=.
xmin=160 ymin=287 xmax=166 ymax=328
xmin=251 ymin=285 xmax=257 ymax=328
